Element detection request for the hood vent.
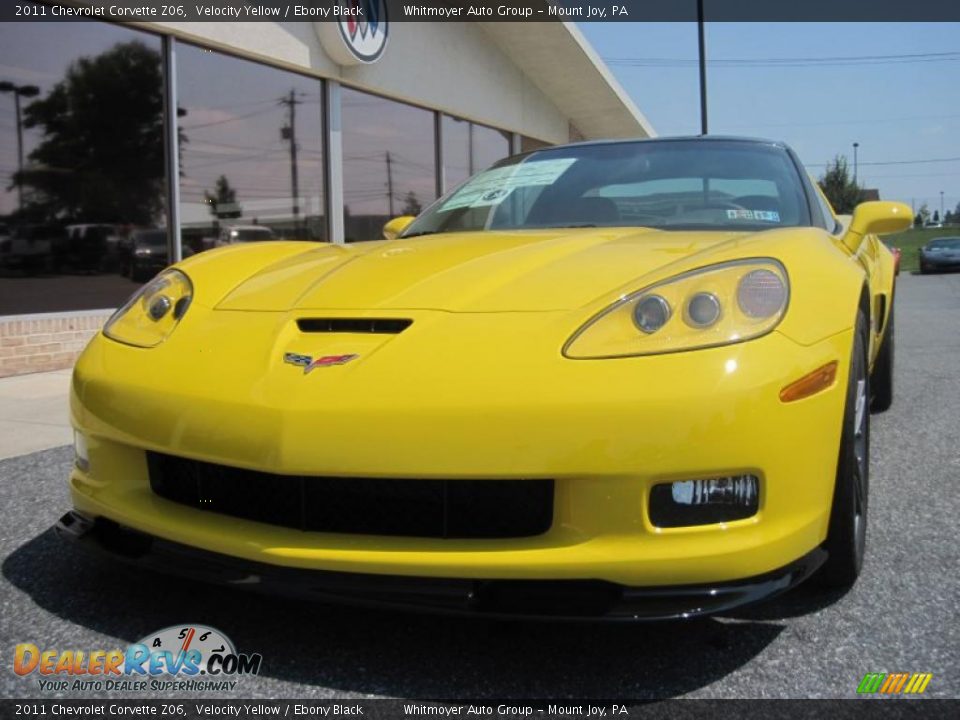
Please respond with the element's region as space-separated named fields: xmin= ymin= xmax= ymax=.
xmin=297 ymin=318 xmax=413 ymax=334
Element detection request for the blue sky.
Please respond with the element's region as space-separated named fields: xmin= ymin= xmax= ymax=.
xmin=578 ymin=22 xmax=960 ymax=217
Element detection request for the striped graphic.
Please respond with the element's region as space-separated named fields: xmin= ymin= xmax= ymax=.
xmin=857 ymin=672 xmax=933 ymax=694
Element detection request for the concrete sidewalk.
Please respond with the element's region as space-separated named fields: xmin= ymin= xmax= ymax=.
xmin=0 ymin=369 xmax=72 ymax=460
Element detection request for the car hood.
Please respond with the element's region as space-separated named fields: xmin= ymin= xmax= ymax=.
xmin=216 ymin=227 xmax=765 ymax=313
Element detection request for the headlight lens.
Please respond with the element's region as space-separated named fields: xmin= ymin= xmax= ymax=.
xmin=564 ymin=259 xmax=788 ymax=358
xmin=103 ymin=269 xmax=193 ymax=348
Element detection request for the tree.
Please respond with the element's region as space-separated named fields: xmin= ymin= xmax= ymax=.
xmin=15 ymin=41 xmax=165 ymax=225
xmin=401 ymin=191 xmax=422 ymax=216
xmin=915 ymin=203 xmax=931 ymax=228
xmin=204 ymin=175 xmax=240 ymax=219
xmin=914 ymin=212 xmax=923 ymax=228
xmin=817 ymin=155 xmax=863 ymax=215
xmin=933 ymin=210 xmax=940 ymax=223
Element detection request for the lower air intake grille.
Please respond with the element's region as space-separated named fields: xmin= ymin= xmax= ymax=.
xmin=146 ymin=453 xmax=553 ymax=539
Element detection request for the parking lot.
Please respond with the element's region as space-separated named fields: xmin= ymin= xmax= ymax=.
xmin=0 ymin=272 xmax=957 ymax=700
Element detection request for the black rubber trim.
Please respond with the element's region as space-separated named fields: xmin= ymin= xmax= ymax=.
xmin=55 ymin=511 xmax=826 ymax=621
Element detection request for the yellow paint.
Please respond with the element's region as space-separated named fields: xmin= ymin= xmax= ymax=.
xmin=68 ymin=217 xmax=896 ymax=587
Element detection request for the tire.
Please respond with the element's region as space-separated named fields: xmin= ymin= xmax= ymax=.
xmin=817 ymin=309 xmax=870 ymax=589
xmin=871 ymin=300 xmax=894 ymax=413
xmin=919 ymin=261 xmax=928 ymax=275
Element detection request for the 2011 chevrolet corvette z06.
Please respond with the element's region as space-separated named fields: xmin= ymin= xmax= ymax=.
xmin=58 ymin=137 xmax=910 ymax=619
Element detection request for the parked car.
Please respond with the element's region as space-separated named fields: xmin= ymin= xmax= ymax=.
xmin=65 ymin=224 xmax=121 ymax=273
xmin=0 ymin=224 xmax=67 ymax=274
xmin=918 ymin=237 xmax=960 ymax=274
xmin=216 ymin=224 xmax=275 ymax=247
xmin=121 ymin=229 xmax=194 ymax=282
xmin=64 ymin=223 xmax=119 ymax=273
xmin=126 ymin=229 xmax=170 ymax=282
xmin=58 ymin=137 xmax=909 ymax=619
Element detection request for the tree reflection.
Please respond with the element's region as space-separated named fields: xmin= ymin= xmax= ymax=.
xmin=14 ymin=40 xmax=164 ymax=226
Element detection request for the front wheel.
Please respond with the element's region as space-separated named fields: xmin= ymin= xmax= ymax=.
xmin=817 ymin=309 xmax=870 ymax=588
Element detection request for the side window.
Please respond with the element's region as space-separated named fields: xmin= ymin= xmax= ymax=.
xmin=812 ymin=182 xmax=841 ymax=234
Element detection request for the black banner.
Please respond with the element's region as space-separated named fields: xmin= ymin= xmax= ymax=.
xmin=3 ymin=0 xmax=960 ymax=23
xmin=1 ymin=700 xmax=959 ymax=719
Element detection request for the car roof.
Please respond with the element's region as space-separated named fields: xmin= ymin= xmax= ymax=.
xmin=545 ymin=135 xmax=790 ymax=152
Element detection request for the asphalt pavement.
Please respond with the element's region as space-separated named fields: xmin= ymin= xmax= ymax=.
xmin=1 ymin=272 xmax=958 ymax=700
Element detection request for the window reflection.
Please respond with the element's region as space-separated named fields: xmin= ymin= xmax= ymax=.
xmin=441 ymin=115 xmax=512 ymax=193
xmin=441 ymin=115 xmax=470 ymax=191
xmin=177 ymin=43 xmax=326 ymax=254
xmin=341 ymin=87 xmax=437 ymax=242
xmin=471 ymin=123 xmax=512 ymax=173
xmin=0 ymin=22 xmax=165 ymax=314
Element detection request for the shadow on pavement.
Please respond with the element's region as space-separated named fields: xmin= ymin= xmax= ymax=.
xmin=4 ymin=529 xmax=803 ymax=699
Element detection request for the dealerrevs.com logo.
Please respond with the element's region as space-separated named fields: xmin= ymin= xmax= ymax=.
xmin=14 ymin=624 xmax=262 ymax=693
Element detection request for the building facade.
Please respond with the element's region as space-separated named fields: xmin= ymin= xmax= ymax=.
xmin=0 ymin=17 xmax=652 ymax=377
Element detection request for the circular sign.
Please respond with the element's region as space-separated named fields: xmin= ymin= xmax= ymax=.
xmin=316 ymin=1 xmax=389 ymax=66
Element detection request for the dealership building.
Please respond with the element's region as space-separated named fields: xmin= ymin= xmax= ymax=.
xmin=0 ymin=16 xmax=653 ymax=377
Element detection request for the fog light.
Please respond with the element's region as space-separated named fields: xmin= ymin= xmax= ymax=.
xmin=649 ymin=475 xmax=759 ymax=527
xmin=73 ymin=431 xmax=89 ymax=472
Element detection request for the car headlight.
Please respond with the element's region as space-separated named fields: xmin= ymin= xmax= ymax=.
xmin=103 ymin=269 xmax=193 ymax=348
xmin=564 ymin=259 xmax=788 ymax=358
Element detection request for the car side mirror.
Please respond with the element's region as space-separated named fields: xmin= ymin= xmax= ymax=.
xmin=382 ymin=216 xmax=416 ymax=241
xmin=842 ymin=201 xmax=912 ymax=252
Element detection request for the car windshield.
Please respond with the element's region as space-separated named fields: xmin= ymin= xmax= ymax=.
xmin=403 ymin=139 xmax=812 ymax=237
xmin=929 ymin=238 xmax=960 ymax=249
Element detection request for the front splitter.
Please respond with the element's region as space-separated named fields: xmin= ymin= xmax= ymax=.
xmin=56 ymin=510 xmax=826 ymax=621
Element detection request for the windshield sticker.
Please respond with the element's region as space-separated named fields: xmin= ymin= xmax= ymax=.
xmin=727 ymin=209 xmax=781 ymax=223
xmin=441 ymin=158 xmax=576 ymax=211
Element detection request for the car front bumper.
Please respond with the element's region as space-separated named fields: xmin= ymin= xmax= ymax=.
xmin=920 ymin=254 xmax=960 ymax=270
xmin=66 ymin=308 xmax=852 ymax=591
xmin=56 ymin=511 xmax=826 ymax=620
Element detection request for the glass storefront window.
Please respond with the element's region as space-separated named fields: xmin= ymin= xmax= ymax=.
xmin=471 ymin=123 xmax=513 ymax=173
xmin=441 ymin=115 xmax=513 ymax=192
xmin=441 ymin=115 xmax=471 ymax=191
xmin=176 ymin=43 xmax=326 ymax=255
xmin=341 ymin=87 xmax=437 ymax=242
xmin=0 ymin=23 xmax=524 ymax=317
xmin=0 ymin=22 xmax=165 ymax=314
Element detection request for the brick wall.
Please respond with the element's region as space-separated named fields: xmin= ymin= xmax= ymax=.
xmin=0 ymin=312 xmax=113 ymax=378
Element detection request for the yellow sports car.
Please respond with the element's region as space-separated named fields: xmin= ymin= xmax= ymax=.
xmin=58 ymin=137 xmax=911 ymax=619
